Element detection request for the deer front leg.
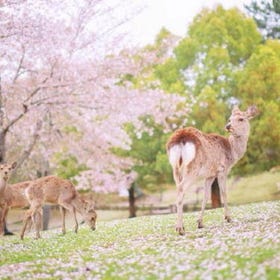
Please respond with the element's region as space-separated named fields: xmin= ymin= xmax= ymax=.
xmin=0 ymin=207 xmax=4 ymax=235
xmin=198 ymin=177 xmax=215 ymax=228
xmin=0 ymin=204 xmax=8 ymax=235
xmin=60 ymin=202 xmax=78 ymax=233
xmin=217 ymin=174 xmax=231 ymax=223
xmin=60 ymin=206 xmax=66 ymax=234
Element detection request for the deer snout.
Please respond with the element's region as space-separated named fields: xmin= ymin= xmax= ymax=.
xmin=225 ymin=123 xmax=231 ymax=131
xmin=3 ymin=172 xmax=9 ymax=180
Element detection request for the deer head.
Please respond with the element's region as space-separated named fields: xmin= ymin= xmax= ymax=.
xmin=0 ymin=162 xmax=17 ymax=182
xmin=83 ymin=200 xmax=97 ymax=231
xmin=225 ymin=105 xmax=259 ymax=137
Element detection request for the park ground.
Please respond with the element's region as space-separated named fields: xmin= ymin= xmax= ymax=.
xmin=1 ymin=171 xmax=280 ymax=279
xmin=0 ymin=201 xmax=279 ymax=279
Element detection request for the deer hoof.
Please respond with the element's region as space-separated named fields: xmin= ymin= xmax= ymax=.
xmin=225 ymin=216 xmax=232 ymax=223
xmin=176 ymin=226 xmax=185 ymax=236
xmin=198 ymin=220 xmax=204 ymax=229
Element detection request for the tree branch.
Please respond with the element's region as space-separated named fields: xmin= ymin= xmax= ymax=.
xmin=13 ymin=119 xmax=43 ymax=172
xmin=13 ymin=45 xmax=26 ymax=83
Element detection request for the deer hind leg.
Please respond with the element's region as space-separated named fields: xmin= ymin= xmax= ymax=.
xmin=20 ymin=202 xmax=42 ymax=240
xmin=174 ymin=166 xmax=185 ymax=235
xmin=33 ymin=209 xmax=42 ymax=239
xmin=175 ymin=176 xmax=194 ymax=235
xmin=59 ymin=201 xmax=78 ymax=233
xmin=217 ymin=174 xmax=231 ymax=223
xmin=20 ymin=209 xmax=32 ymax=240
xmin=198 ymin=177 xmax=215 ymax=228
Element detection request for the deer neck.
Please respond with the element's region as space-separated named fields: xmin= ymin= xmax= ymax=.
xmin=228 ymin=133 xmax=249 ymax=163
xmin=0 ymin=179 xmax=7 ymax=197
xmin=72 ymin=195 xmax=86 ymax=215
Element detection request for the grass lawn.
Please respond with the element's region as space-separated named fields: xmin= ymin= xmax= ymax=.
xmin=0 ymin=200 xmax=279 ymax=280
xmin=228 ymin=171 xmax=280 ymax=204
xmin=146 ymin=171 xmax=280 ymax=207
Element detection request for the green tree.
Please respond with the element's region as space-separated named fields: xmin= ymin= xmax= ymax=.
xmin=53 ymin=152 xmax=87 ymax=181
xmin=234 ymin=40 xmax=280 ymax=172
xmin=156 ymin=5 xmax=261 ymax=132
xmin=245 ymin=0 xmax=280 ymax=39
xmin=112 ymin=115 xmax=172 ymax=193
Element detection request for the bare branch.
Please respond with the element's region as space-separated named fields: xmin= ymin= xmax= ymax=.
xmin=13 ymin=44 xmax=26 ymax=83
xmin=3 ymin=106 xmax=28 ymax=134
xmin=12 ymin=118 xmax=43 ymax=173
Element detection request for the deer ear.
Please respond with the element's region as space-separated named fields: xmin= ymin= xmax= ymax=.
xmin=85 ymin=200 xmax=95 ymax=211
xmin=232 ymin=105 xmax=240 ymax=114
xmin=246 ymin=105 xmax=259 ymax=119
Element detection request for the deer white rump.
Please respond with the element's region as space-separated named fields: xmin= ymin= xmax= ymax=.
xmin=168 ymin=142 xmax=196 ymax=170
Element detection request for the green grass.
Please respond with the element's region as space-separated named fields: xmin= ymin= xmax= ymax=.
xmin=228 ymin=171 xmax=280 ymax=204
xmin=153 ymin=171 xmax=280 ymax=207
xmin=0 ymin=201 xmax=279 ymax=279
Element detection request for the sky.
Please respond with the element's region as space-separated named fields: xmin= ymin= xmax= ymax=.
xmin=125 ymin=0 xmax=253 ymax=46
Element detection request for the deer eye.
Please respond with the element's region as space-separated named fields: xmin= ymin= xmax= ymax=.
xmin=238 ymin=118 xmax=244 ymax=122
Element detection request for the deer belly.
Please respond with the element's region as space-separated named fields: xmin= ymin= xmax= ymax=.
xmin=197 ymin=162 xmax=224 ymax=177
xmin=43 ymin=191 xmax=59 ymax=204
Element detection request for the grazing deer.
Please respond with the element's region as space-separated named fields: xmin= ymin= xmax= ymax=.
xmin=166 ymin=105 xmax=258 ymax=235
xmin=0 ymin=162 xmax=17 ymax=234
xmin=19 ymin=175 xmax=97 ymax=239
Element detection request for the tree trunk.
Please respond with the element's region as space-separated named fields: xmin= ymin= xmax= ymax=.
xmin=42 ymin=205 xmax=51 ymax=231
xmin=128 ymin=184 xmax=136 ymax=218
xmin=37 ymin=163 xmax=50 ymax=230
xmin=0 ymin=131 xmax=6 ymax=163
xmin=211 ymin=178 xmax=222 ymax=208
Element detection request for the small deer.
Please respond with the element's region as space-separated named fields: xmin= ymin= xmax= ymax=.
xmin=20 ymin=175 xmax=97 ymax=239
xmin=0 ymin=162 xmax=17 ymax=234
xmin=166 ymin=105 xmax=258 ymax=235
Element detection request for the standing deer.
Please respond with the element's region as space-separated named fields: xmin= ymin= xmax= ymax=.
xmin=166 ymin=105 xmax=258 ymax=235
xmin=19 ymin=175 xmax=97 ymax=239
xmin=0 ymin=162 xmax=17 ymax=234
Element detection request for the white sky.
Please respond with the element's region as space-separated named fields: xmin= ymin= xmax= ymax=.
xmin=125 ymin=0 xmax=253 ymax=46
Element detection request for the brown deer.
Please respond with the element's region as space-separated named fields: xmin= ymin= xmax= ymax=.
xmin=0 ymin=162 xmax=17 ymax=234
xmin=19 ymin=175 xmax=97 ymax=239
xmin=166 ymin=105 xmax=258 ymax=235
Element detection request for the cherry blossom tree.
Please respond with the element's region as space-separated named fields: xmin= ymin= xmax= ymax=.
xmin=1 ymin=0 xmax=187 ymax=198
xmin=0 ymin=0 xmax=140 ymax=174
